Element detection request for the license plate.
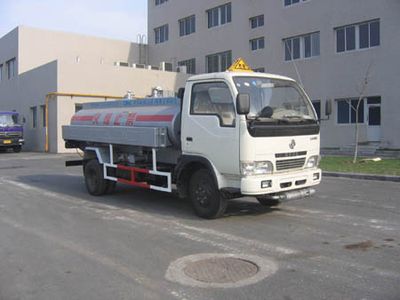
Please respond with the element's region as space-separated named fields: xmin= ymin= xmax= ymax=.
xmin=3 ymin=140 xmax=11 ymax=144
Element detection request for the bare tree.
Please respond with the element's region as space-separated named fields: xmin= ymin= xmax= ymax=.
xmin=351 ymin=62 xmax=373 ymax=164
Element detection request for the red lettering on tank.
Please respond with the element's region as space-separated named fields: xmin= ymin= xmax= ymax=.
xmin=114 ymin=113 xmax=124 ymax=126
xmin=136 ymin=115 xmax=174 ymax=122
xmin=104 ymin=113 xmax=112 ymax=125
xmin=71 ymin=115 xmax=94 ymax=122
xmin=93 ymin=113 xmax=101 ymax=125
xmin=126 ymin=113 xmax=137 ymax=126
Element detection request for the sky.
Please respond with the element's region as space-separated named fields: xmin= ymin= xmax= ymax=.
xmin=0 ymin=0 xmax=148 ymax=42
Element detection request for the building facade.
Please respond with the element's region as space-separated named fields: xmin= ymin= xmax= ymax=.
xmin=148 ymin=0 xmax=400 ymax=149
xmin=0 ymin=26 xmax=188 ymax=152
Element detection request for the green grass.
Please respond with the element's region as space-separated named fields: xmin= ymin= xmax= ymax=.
xmin=320 ymin=156 xmax=400 ymax=176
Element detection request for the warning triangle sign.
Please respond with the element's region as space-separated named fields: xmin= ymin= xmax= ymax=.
xmin=228 ymin=58 xmax=253 ymax=72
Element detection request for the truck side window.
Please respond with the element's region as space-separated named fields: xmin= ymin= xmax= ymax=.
xmin=191 ymin=82 xmax=236 ymax=127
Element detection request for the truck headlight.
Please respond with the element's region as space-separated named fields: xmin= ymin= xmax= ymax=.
xmin=241 ymin=161 xmax=273 ymax=176
xmin=306 ymin=155 xmax=320 ymax=168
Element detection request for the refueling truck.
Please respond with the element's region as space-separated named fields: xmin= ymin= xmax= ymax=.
xmin=0 ymin=111 xmax=24 ymax=152
xmin=63 ymin=60 xmax=322 ymax=219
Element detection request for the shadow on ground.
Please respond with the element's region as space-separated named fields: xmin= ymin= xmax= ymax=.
xmin=16 ymin=173 xmax=277 ymax=221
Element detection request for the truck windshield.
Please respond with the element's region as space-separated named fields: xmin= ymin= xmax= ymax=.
xmin=0 ymin=114 xmax=17 ymax=126
xmin=233 ymin=77 xmax=317 ymax=123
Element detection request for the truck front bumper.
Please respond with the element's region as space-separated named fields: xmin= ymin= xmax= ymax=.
xmin=240 ymin=168 xmax=321 ymax=196
xmin=0 ymin=138 xmax=24 ymax=147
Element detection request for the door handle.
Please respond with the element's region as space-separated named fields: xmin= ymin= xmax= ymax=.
xmin=186 ymin=137 xmax=193 ymax=142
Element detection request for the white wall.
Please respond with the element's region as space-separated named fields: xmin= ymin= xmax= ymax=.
xmin=148 ymin=0 xmax=400 ymax=148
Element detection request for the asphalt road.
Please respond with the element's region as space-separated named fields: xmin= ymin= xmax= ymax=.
xmin=0 ymin=152 xmax=399 ymax=300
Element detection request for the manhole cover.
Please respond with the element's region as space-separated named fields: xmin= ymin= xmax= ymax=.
xmin=184 ymin=257 xmax=259 ymax=283
xmin=166 ymin=253 xmax=278 ymax=288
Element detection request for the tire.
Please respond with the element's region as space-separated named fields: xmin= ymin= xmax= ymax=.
xmin=256 ymin=197 xmax=280 ymax=207
xmin=84 ymin=159 xmax=109 ymax=196
xmin=189 ymin=169 xmax=227 ymax=219
xmin=13 ymin=146 xmax=22 ymax=153
xmin=106 ymin=180 xmax=116 ymax=194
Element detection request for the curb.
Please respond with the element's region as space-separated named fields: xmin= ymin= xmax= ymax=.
xmin=323 ymin=172 xmax=400 ymax=183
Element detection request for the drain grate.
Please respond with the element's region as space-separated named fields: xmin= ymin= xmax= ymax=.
xmin=184 ymin=257 xmax=259 ymax=284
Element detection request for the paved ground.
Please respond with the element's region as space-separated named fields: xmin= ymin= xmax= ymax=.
xmin=0 ymin=152 xmax=399 ymax=300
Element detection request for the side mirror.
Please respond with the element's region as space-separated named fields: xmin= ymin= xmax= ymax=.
xmin=236 ymin=93 xmax=250 ymax=115
xmin=177 ymin=88 xmax=185 ymax=100
xmin=325 ymin=99 xmax=332 ymax=116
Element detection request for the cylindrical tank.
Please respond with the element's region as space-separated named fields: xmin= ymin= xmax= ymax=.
xmin=70 ymin=97 xmax=181 ymax=147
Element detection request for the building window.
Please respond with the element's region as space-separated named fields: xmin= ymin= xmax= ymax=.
xmin=155 ymin=24 xmax=169 ymax=44
xmin=336 ymin=20 xmax=380 ymax=53
xmin=206 ymin=50 xmax=232 ymax=73
xmin=30 ymin=106 xmax=37 ymax=128
xmin=155 ymin=0 xmax=168 ymax=6
xmin=191 ymin=81 xmax=236 ymax=127
xmin=250 ymin=15 xmax=264 ymax=29
xmin=254 ymin=67 xmax=265 ymax=73
xmin=284 ymin=32 xmax=319 ymax=61
xmin=250 ymin=37 xmax=265 ymax=51
xmin=178 ymin=58 xmax=196 ymax=74
xmin=0 ymin=64 xmax=3 ymax=82
xmin=336 ymin=99 xmax=364 ymax=124
xmin=312 ymin=100 xmax=321 ymax=119
xmin=40 ymin=105 xmax=46 ymax=127
xmin=284 ymin=0 xmax=308 ymax=7
xmin=6 ymin=58 xmax=16 ymax=79
xmin=207 ymin=3 xmax=232 ymax=28
xmin=179 ymin=15 xmax=196 ymax=37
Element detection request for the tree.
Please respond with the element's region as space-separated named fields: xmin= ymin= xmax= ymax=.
xmin=351 ymin=63 xmax=373 ymax=164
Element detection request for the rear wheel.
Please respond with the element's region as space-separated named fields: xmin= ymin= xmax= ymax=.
xmin=256 ymin=197 xmax=280 ymax=207
xmin=189 ymin=169 xmax=227 ymax=219
xmin=84 ymin=159 xmax=109 ymax=196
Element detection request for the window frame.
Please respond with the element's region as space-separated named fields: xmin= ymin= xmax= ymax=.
xmin=206 ymin=50 xmax=232 ymax=73
xmin=250 ymin=15 xmax=264 ymax=29
xmin=178 ymin=58 xmax=196 ymax=74
xmin=30 ymin=106 xmax=37 ymax=129
xmin=284 ymin=32 xmax=320 ymax=61
xmin=335 ymin=19 xmax=380 ymax=53
xmin=250 ymin=37 xmax=265 ymax=51
xmin=155 ymin=0 xmax=168 ymax=6
xmin=6 ymin=58 xmax=16 ymax=79
xmin=207 ymin=3 xmax=232 ymax=29
xmin=179 ymin=15 xmax=196 ymax=37
xmin=154 ymin=24 xmax=169 ymax=44
xmin=284 ymin=0 xmax=308 ymax=7
xmin=336 ymin=98 xmax=365 ymax=125
xmin=190 ymin=81 xmax=236 ymax=128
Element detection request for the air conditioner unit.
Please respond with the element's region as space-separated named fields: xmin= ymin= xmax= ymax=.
xmin=132 ymin=63 xmax=146 ymax=69
xmin=114 ymin=61 xmax=129 ymax=67
xmin=160 ymin=62 xmax=173 ymax=72
xmin=176 ymin=66 xmax=187 ymax=74
xmin=148 ymin=65 xmax=160 ymax=71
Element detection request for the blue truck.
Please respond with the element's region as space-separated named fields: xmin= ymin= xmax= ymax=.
xmin=0 ymin=111 xmax=24 ymax=152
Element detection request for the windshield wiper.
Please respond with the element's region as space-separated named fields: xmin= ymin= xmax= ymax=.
xmin=278 ymin=115 xmax=316 ymax=123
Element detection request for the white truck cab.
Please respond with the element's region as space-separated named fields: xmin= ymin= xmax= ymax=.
xmin=63 ymin=60 xmax=322 ymax=219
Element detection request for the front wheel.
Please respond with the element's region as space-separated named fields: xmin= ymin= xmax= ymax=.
xmin=189 ymin=169 xmax=227 ymax=219
xmin=13 ymin=146 xmax=22 ymax=153
xmin=84 ymin=159 xmax=110 ymax=196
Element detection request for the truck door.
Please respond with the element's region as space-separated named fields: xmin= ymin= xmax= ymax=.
xmin=181 ymin=81 xmax=239 ymax=176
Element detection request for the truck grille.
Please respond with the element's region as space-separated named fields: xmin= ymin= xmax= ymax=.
xmin=276 ymin=158 xmax=306 ymax=171
xmin=5 ymin=132 xmax=20 ymax=137
xmin=275 ymin=151 xmax=307 ymax=158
